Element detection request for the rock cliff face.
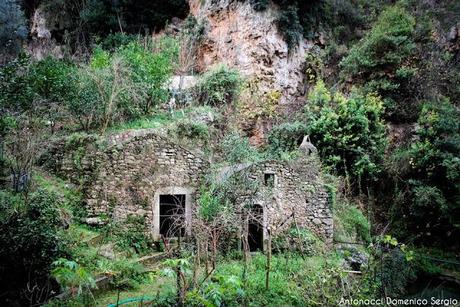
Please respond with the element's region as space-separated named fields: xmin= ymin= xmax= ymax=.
xmin=26 ymin=7 xmax=64 ymax=60
xmin=189 ymin=0 xmax=310 ymax=105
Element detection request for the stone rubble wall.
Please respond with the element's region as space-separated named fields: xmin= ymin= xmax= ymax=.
xmin=41 ymin=130 xmax=332 ymax=244
xmin=41 ymin=130 xmax=209 ymax=232
xmin=85 ymin=131 xmax=209 ymax=230
xmin=239 ymin=158 xmax=333 ymax=244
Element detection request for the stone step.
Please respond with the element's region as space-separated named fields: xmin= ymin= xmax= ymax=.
xmin=138 ymin=252 xmax=169 ymax=266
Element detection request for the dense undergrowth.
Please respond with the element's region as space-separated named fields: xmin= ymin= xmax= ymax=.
xmin=1 ymin=0 xmax=459 ymax=305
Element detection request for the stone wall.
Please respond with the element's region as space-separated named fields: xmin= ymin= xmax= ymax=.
xmin=41 ymin=130 xmax=209 ymax=240
xmin=38 ymin=133 xmax=101 ymax=185
xmin=42 ymin=130 xmax=332 ymax=244
xmin=85 ymin=130 xmax=209 ymax=239
xmin=234 ymin=158 xmax=333 ymax=245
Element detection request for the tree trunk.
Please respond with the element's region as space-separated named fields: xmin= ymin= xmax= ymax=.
xmin=265 ymin=230 xmax=271 ymax=290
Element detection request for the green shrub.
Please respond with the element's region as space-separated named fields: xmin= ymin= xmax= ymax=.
xmin=305 ymin=81 xmax=387 ymax=190
xmin=0 ymin=54 xmax=30 ymax=110
xmin=77 ymin=0 xmax=189 ymax=37
xmin=267 ymin=122 xmax=308 ymax=158
xmin=258 ymin=0 xmax=362 ymax=48
xmin=34 ymin=172 xmax=86 ymax=219
xmin=197 ymin=185 xmax=234 ymax=223
xmin=28 ymin=57 xmax=77 ymax=103
xmin=28 ymin=57 xmax=78 ymax=127
xmin=89 ymin=47 xmax=111 ymax=69
xmin=212 ymin=254 xmax=353 ymax=306
xmin=334 ymin=199 xmax=371 ymax=243
xmin=52 ymin=258 xmax=96 ymax=295
xmin=342 ymin=205 xmax=371 ymax=243
xmin=65 ymin=68 xmax=103 ymax=131
xmin=0 ymin=189 xmax=66 ymax=305
xmin=0 ymin=55 xmax=78 ymax=129
xmin=175 ymin=119 xmax=210 ymax=141
xmin=0 ymin=115 xmax=15 ymax=176
xmin=273 ymin=227 xmax=325 ymax=255
xmin=340 ymin=5 xmax=417 ymax=122
xmin=86 ymin=48 xmax=144 ymax=128
xmin=388 ymin=98 xmax=460 ymax=245
xmin=221 ymin=132 xmax=260 ymax=163
xmin=118 ymin=39 xmax=177 ymax=113
xmin=186 ymin=274 xmax=244 ymax=306
xmin=96 ymin=257 xmax=145 ymax=289
xmin=276 ymin=5 xmax=303 ymax=48
xmin=378 ymin=248 xmax=416 ymax=297
xmin=249 ymin=0 xmax=269 ymax=11
xmin=66 ymin=39 xmax=177 ymax=131
xmin=114 ymin=215 xmax=153 ymax=255
xmin=197 ymin=65 xmax=242 ymax=106
xmin=100 ymin=33 xmax=138 ymax=51
xmin=340 ymin=5 xmax=416 ymax=75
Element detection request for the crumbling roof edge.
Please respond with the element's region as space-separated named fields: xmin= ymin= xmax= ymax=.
xmin=104 ymin=128 xmax=207 ymax=161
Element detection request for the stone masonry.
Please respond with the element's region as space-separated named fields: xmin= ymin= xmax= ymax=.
xmin=41 ymin=129 xmax=208 ymax=240
xmin=223 ymin=157 xmax=333 ymax=246
xmin=42 ymin=129 xmax=332 ymax=245
xmin=85 ymin=130 xmax=209 ymax=240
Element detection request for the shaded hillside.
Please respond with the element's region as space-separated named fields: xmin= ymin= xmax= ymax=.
xmin=1 ymin=0 xmax=459 ymax=306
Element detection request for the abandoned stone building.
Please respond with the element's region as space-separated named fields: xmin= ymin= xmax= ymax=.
xmin=43 ymin=129 xmax=332 ymax=250
xmin=217 ymin=159 xmax=333 ymax=250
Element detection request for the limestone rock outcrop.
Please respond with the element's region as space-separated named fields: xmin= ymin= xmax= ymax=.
xmin=27 ymin=7 xmax=64 ymax=60
xmin=189 ymin=0 xmax=310 ymax=104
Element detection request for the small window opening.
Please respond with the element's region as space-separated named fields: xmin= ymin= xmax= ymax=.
xmin=159 ymin=194 xmax=185 ymax=237
xmin=264 ymin=173 xmax=275 ymax=187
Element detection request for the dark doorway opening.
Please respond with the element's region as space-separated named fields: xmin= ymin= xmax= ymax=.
xmin=160 ymin=194 xmax=185 ymax=237
xmin=264 ymin=173 xmax=275 ymax=187
xmin=248 ymin=204 xmax=264 ymax=252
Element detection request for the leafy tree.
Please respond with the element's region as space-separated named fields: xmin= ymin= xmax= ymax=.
xmin=341 ymin=5 xmax=416 ymax=77
xmin=249 ymin=0 xmax=269 ymax=11
xmin=0 ymin=189 xmax=66 ymax=305
xmin=248 ymin=0 xmax=358 ymax=49
xmin=4 ymin=115 xmax=43 ymax=192
xmin=28 ymin=57 xmax=78 ymax=131
xmin=276 ymin=4 xmax=302 ymax=48
xmin=266 ymin=122 xmax=308 ymax=158
xmin=0 ymin=55 xmax=76 ymax=127
xmin=221 ymin=132 xmax=260 ymax=164
xmin=197 ymin=65 xmax=242 ymax=107
xmin=118 ymin=40 xmax=177 ymax=113
xmin=305 ymin=81 xmax=387 ymax=190
xmin=389 ymin=98 xmax=460 ymax=245
xmin=99 ymin=32 xmax=138 ymax=52
xmin=21 ymin=0 xmax=186 ymax=52
xmin=28 ymin=57 xmax=77 ymax=103
xmin=66 ymin=68 xmax=103 ymax=131
xmin=0 ymin=54 xmax=34 ymax=111
xmin=88 ymin=53 xmax=143 ymax=132
xmin=51 ymin=258 xmax=96 ymax=296
xmin=66 ymin=40 xmax=177 ymax=131
xmin=53 ymin=0 xmax=188 ymax=43
xmin=0 ymin=114 xmax=16 ymax=177
xmin=340 ymin=5 xmax=417 ymax=122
